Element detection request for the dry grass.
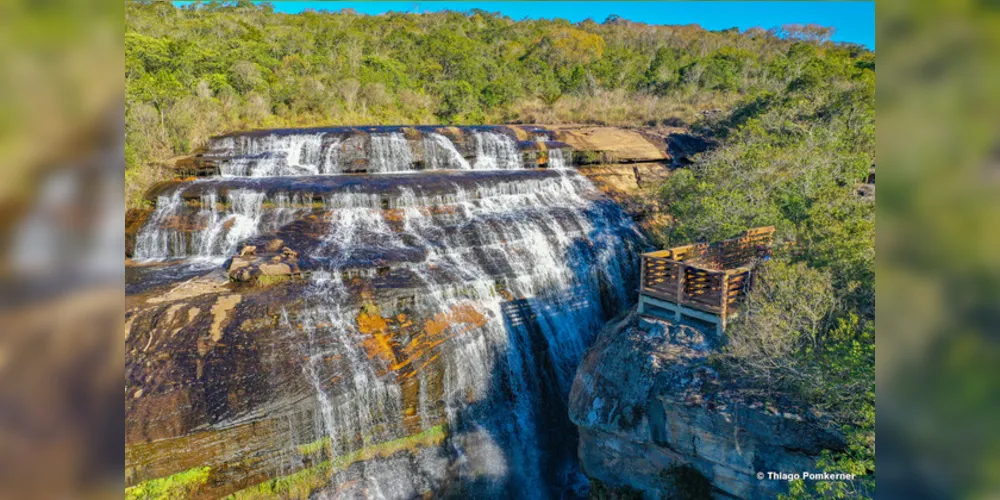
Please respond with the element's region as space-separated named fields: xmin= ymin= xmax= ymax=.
xmin=509 ymin=88 xmax=739 ymax=127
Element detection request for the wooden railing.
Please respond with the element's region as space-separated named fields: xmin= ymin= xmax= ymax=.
xmin=640 ymin=226 xmax=774 ymax=320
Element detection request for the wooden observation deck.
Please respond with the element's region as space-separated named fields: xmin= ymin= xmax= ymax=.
xmin=638 ymin=226 xmax=775 ymax=337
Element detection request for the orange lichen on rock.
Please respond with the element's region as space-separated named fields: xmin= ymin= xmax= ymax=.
xmin=423 ymin=316 xmax=449 ymax=338
xmin=392 ymin=304 xmax=489 ymax=376
xmin=356 ymin=307 xmax=388 ymax=336
xmin=422 ymin=304 xmax=487 ymax=340
xmin=357 ymin=303 xmax=397 ymax=366
xmin=355 ymin=302 xmax=489 ymax=376
xmin=361 ymin=332 xmax=396 ymax=366
xmin=423 ymin=305 xmax=485 ymax=338
xmin=383 ymin=209 xmax=406 ymax=223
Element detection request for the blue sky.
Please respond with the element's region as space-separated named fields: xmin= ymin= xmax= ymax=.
xmin=175 ymin=1 xmax=875 ymax=49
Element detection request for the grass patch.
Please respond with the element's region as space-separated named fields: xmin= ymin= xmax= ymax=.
xmin=330 ymin=424 xmax=446 ymax=469
xmin=296 ymin=436 xmax=330 ymax=456
xmin=227 ymin=461 xmax=332 ymax=500
xmin=125 ymin=466 xmax=211 ymax=500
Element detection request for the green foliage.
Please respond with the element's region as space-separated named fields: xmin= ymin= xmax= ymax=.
xmin=125 ymin=1 xmax=873 ymax=208
xmin=435 ymin=80 xmax=479 ymax=122
xmin=726 ymin=261 xmax=837 ymax=366
xmin=699 ymin=47 xmax=755 ymax=91
xmin=657 ymin=35 xmax=874 ymax=496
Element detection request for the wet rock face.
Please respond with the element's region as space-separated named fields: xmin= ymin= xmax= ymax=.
xmin=124 ymin=273 xmax=614 ymax=498
xmin=125 ymin=278 xmax=315 ymax=497
xmin=124 ymin=277 xmax=492 ymax=498
xmin=126 ymin=124 xmax=653 ymax=499
xmin=568 ymin=317 xmax=845 ymax=499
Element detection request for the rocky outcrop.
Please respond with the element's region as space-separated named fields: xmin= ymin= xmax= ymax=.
xmin=545 ymin=126 xmax=668 ymax=164
xmin=576 ymin=164 xmax=670 ymax=193
xmin=226 ymin=240 xmax=304 ymax=285
xmin=125 ymin=275 xmax=316 ymax=498
xmin=569 ymin=316 xmax=845 ymax=499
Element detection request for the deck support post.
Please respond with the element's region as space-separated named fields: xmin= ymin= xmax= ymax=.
xmin=675 ymin=263 xmax=686 ymax=321
xmin=718 ymin=272 xmax=730 ymax=338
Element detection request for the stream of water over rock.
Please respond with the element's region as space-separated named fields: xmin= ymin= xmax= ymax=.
xmin=129 ymin=127 xmax=645 ymax=498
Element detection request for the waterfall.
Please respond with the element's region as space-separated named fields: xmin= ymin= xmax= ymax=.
xmin=134 ymin=191 xmax=187 ymax=260
xmin=211 ymin=130 xmax=537 ymax=175
xmin=548 ymin=148 xmax=569 ymax=169
xmin=473 ymin=132 xmax=522 ymax=170
xmin=283 ymin=168 xmax=642 ymax=497
xmin=217 ymin=133 xmax=330 ymax=176
xmin=133 ymin=188 xmax=268 ymax=261
xmin=370 ymin=133 xmax=415 ymax=173
xmin=424 ymin=133 xmax=471 ymax=170
xmin=220 ymin=189 xmax=266 ymax=257
xmin=321 ymin=138 xmax=342 ymax=174
xmin=129 ymin=126 xmax=645 ymax=498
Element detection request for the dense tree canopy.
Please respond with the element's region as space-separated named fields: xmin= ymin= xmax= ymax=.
xmin=125 ymin=1 xmax=873 ymax=207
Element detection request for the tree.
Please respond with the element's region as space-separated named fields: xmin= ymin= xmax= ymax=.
xmin=725 ymin=261 xmax=836 ymax=374
xmin=780 ymin=23 xmax=836 ymax=44
xmin=230 ymin=60 xmax=263 ymax=94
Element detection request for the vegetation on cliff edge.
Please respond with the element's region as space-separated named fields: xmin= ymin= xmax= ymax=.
xmin=655 ymin=35 xmax=874 ymax=498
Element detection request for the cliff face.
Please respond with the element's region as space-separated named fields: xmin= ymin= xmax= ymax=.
xmin=568 ymin=316 xmax=844 ymax=499
xmin=125 ymin=124 xmax=651 ymax=498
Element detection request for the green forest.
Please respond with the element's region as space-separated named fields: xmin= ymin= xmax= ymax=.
xmin=126 ymin=2 xmax=874 ymax=497
xmin=125 ymin=1 xmax=871 ymax=204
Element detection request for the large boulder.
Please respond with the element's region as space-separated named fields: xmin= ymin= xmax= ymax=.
xmin=226 ymin=240 xmax=303 ymax=285
xmin=568 ymin=316 xmax=845 ymax=499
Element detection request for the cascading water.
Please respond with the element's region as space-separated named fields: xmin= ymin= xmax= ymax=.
xmin=134 ymin=188 xmax=276 ymax=261
xmin=128 ymin=126 xmax=646 ymax=499
xmin=283 ymin=169 xmax=643 ymax=498
xmin=217 ymin=133 xmax=329 ymax=176
xmin=548 ymin=148 xmax=569 ymax=169
xmin=474 ymin=131 xmax=522 ymax=170
xmin=321 ymin=138 xmax=342 ymax=174
xmin=133 ymin=191 xmax=186 ymax=260
xmin=370 ymin=133 xmax=415 ymax=173
xmin=424 ymin=133 xmax=471 ymax=170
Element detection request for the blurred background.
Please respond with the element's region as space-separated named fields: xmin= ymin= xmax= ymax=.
xmin=0 ymin=0 xmax=997 ymax=497
xmin=877 ymin=0 xmax=1000 ymax=498
xmin=0 ymin=0 xmax=123 ymax=497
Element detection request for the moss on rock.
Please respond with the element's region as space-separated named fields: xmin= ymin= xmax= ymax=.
xmin=125 ymin=466 xmax=212 ymax=500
